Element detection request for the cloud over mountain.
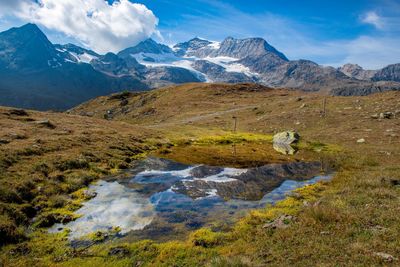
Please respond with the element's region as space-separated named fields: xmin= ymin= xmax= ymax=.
xmin=0 ymin=0 xmax=159 ymax=53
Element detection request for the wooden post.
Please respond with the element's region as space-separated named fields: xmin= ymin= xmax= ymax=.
xmin=322 ymin=97 xmax=327 ymax=118
xmin=232 ymin=116 xmax=238 ymax=133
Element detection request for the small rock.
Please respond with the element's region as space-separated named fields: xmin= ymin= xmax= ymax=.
xmin=108 ymin=246 xmax=130 ymax=257
xmin=80 ymin=111 xmax=94 ymax=117
xmin=120 ymin=99 xmax=129 ymax=106
xmin=379 ymin=112 xmax=394 ymax=119
xmin=263 ymin=215 xmax=294 ymax=230
xmin=83 ymin=190 xmax=97 ymax=199
xmin=379 ymin=151 xmax=391 ymax=156
xmin=369 ymin=225 xmax=386 ymax=232
xmin=299 ymin=103 xmax=306 ymax=109
xmin=0 ymin=139 xmax=10 ymax=144
xmin=35 ymin=120 xmax=56 ymax=129
xmin=371 ymin=114 xmax=379 ymax=119
xmin=381 ymin=177 xmax=400 ymax=187
xmin=374 ymin=252 xmax=398 ymax=262
xmin=357 ymin=138 xmax=366 ymax=143
xmin=9 ymin=243 xmax=30 ymax=256
xmin=9 ymin=109 xmax=29 ymax=116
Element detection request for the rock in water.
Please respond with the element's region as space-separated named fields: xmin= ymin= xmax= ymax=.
xmin=273 ymin=131 xmax=300 ymax=145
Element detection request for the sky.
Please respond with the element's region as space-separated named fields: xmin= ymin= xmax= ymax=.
xmin=0 ymin=0 xmax=399 ymax=69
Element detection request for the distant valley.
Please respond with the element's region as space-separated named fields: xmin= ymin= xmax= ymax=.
xmin=1 ymin=23 xmax=400 ymax=110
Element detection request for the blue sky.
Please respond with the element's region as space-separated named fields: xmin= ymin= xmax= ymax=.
xmin=1 ymin=0 xmax=400 ymax=69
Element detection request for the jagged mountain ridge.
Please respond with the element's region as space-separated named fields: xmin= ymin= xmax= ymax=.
xmin=89 ymin=35 xmax=400 ymax=94
xmin=1 ymin=23 xmax=400 ymax=110
xmin=0 ymin=24 xmax=147 ymax=110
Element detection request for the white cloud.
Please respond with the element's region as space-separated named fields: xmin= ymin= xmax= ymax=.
xmin=2 ymin=0 xmax=159 ymax=53
xmin=361 ymin=11 xmax=384 ymax=29
xmin=335 ymin=36 xmax=400 ymax=69
xmin=0 ymin=0 xmax=27 ymax=9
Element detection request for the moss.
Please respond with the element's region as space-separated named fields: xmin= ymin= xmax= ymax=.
xmin=192 ymin=132 xmax=273 ymax=146
xmin=188 ymin=228 xmax=224 ymax=248
xmin=154 ymin=241 xmax=217 ymax=266
xmin=299 ymin=141 xmax=342 ymax=153
xmin=55 ymin=159 xmax=90 ymax=171
xmin=87 ymin=231 xmax=108 ymax=242
xmin=33 ymin=209 xmax=80 ymax=228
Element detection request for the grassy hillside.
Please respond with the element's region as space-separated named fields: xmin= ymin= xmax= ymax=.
xmin=1 ymin=83 xmax=400 ymax=266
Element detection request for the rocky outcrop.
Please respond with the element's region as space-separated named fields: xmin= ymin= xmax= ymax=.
xmin=173 ymin=38 xmax=215 ymax=58
xmin=338 ymin=64 xmax=377 ymax=80
xmin=331 ymin=81 xmax=400 ymax=96
xmin=118 ymin=39 xmax=172 ymax=58
xmin=273 ymin=131 xmax=300 ymax=145
xmin=372 ymin=63 xmax=400 ymax=82
xmin=143 ymin=66 xmax=202 ymax=88
xmin=91 ymin=53 xmax=144 ymax=77
xmin=210 ymin=37 xmax=288 ymax=60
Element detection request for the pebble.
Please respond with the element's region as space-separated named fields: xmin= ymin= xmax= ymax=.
xmin=374 ymin=252 xmax=398 ymax=262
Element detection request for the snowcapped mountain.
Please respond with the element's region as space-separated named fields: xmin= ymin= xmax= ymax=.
xmin=1 ymin=23 xmax=400 ymax=110
xmin=54 ymin=43 xmax=100 ymax=64
xmin=114 ymin=36 xmax=400 ymax=95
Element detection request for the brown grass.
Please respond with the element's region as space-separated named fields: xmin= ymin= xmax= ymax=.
xmin=1 ymin=83 xmax=400 ymax=266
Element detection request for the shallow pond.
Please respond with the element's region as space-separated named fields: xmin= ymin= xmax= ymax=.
xmin=50 ymin=156 xmax=331 ymax=241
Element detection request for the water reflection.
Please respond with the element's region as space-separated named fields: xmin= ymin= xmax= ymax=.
xmin=273 ymin=143 xmax=298 ymax=155
xmin=51 ymin=157 xmax=331 ymax=240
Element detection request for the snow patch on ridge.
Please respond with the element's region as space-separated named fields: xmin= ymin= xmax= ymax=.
xmin=70 ymin=52 xmax=98 ymax=64
xmin=131 ymin=52 xmax=209 ymax=82
xmin=204 ymin=56 xmax=259 ymax=77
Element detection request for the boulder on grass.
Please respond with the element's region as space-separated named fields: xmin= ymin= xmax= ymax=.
xmin=273 ymin=131 xmax=300 ymax=145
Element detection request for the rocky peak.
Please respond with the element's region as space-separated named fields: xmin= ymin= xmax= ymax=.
xmin=91 ymin=52 xmax=144 ymax=77
xmin=372 ymin=63 xmax=400 ymax=82
xmin=173 ymin=37 xmax=213 ymax=56
xmin=0 ymin=23 xmax=62 ymax=70
xmin=55 ymin=43 xmax=99 ymax=57
xmin=338 ymin=63 xmax=377 ymax=80
xmin=213 ymin=37 xmax=288 ymax=60
xmin=118 ymin=39 xmax=173 ymax=58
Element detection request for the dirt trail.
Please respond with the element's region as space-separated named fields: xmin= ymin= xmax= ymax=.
xmin=145 ymin=105 xmax=259 ymax=128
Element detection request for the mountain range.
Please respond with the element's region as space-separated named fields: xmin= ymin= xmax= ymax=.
xmin=1 ymin=23 xmax=400 ymax=110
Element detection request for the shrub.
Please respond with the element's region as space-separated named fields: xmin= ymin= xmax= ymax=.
xmin=189 ymin=228 xmax=222 ymax=248
xmin=55 ymin=159 xmax=89 ymax=171
xmin=0 ymin=215 xmax=25 ymax=246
